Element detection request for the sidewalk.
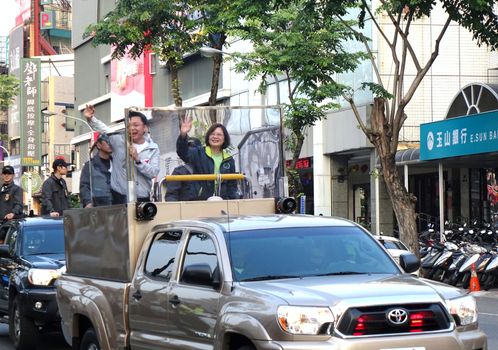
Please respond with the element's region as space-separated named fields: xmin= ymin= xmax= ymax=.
xmin=469 ymin=289 xmax=498 ymax=298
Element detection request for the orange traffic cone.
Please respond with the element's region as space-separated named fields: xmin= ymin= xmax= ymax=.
xmin=469 ymin=263 xmax=481 ymax=292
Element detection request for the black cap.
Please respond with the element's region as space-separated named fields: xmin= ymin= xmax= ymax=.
xmin=52 ymin=158 xmax=69 ymax=171
xmin=2 ymin=165 xmax=14 ymax=174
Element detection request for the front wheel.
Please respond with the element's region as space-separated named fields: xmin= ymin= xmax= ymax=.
xmin=9 ymin=295 xmax=38 ymax=350
xmin=80 ymin=328 xmax=100 ymax=350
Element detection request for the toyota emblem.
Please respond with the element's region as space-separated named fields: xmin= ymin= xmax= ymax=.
xmin=386 ymin=308 xmax=409 ymax=326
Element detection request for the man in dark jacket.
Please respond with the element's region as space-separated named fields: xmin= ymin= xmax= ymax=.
xmin=80 ymin=133 xmax=113 ymax=207
xmin=0 ymin=165 xmax=23 ymax=220
xmin=166 ymin=138 xmax=202 ymax=201
xmin=41 ymin=159 xmax=70 ymax=217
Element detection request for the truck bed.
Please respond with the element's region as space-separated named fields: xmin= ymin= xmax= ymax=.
xmin=56 ymin=274 xmax=130 ymax=350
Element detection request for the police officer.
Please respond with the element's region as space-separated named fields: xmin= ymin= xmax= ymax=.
xmin=0 ymin=165 xmax=23 ymax=221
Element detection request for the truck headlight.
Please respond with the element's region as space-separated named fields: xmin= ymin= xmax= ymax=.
xmin=28 ymin=267 xmax=65 ymax=286
xmin=277 ymin=306 xmax=334 ymax=335
xmin=446 ymin=295 xmax=478 ymax=326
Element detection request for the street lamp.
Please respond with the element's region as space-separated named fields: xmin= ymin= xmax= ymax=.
xmin=0 ymin=145 xmax=10 ymax=165
xmin=41 ymin=110 xmax=94 ymax=132
xmin=42 ymin=110 xmax=96 ymax=205
xmin=198 ymin=46 xmax=281 ymax=105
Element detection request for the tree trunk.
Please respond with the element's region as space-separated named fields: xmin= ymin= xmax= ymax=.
xmin=287 ymin=131 xmax=304 ymax=199
xmin=169 ymin=59 xmax=182 ymax=107
xmin=370 ymin=98 xmax=419 ymax=257
xmin=208 ymin=34 xmax=227 ymax=123
xmin=378 ymin=156 xmax=420 ymax=257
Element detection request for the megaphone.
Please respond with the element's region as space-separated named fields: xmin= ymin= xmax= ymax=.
xmin=275 ymin=197 xmax=297 ymax=214
xmin=136 ymin=202 xmax=158 ymax=221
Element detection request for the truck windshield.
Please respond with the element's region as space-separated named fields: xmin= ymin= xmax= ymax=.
xmin=22 ymin=225 xmax=65 ymax=256
xmin=227 ymin=226 xmax=399 ymax=282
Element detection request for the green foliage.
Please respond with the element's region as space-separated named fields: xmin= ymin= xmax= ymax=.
xmin=84 ymin=0 xmax=197 ymax=64
xmin=0 ymin=74 xmax=20 ymax=110
xmin=231 ymin=0 xmax=366 ymax=196
xmin=69 ymin=193 xmax=81 ymax=209
xmin=360 ymin=83 xmax=393 ymax=99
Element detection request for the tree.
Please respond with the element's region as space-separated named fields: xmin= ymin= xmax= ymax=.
xmin=0 ymin=74 xmax=19 ymax=111
xmin=85 ymin=0 xmax=241 ymax=114
xmin=231 ymin=1 xmax=366 ymax=197
xmin=314 ymin=0 xmax=498 ymax=255
xmin=0 ymin=73 xmax=18 ymax=150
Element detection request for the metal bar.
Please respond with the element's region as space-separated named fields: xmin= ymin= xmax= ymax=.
xmin=438 ymin=162 xmax=445 ymax=242
xmin=164 ymin=173 xmax=245 ymax=182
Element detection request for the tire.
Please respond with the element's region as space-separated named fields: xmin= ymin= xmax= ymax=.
xmin=81 ymin=328 xmax=100 ymax=350
xmin=483 ymin=274 xmax=495 ymax=291
xmin=9 ymin=295 xmax=38 ymax=350
xmin=461 ymin=272 xmax=470 ymax=289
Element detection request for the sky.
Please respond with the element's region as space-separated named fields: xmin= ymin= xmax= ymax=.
xmin=0 ymin=0 xmax=16 ymax=36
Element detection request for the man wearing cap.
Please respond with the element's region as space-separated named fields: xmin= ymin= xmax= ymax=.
xmin=79 ymin=133 xmax=113 ymax=207
xmin=41 ymin=159 xmax=70 ymax=217
xmin=0 ymin=165 xmax=23 ymax=221
xmin=84 ymin=104 xmax=160 ymax=204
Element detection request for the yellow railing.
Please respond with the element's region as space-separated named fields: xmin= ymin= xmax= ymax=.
xmin=164 ymin=173 xmax=245 ymax=181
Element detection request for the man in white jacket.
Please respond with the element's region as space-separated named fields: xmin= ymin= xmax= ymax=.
xmin=84 ymin=105 xmax=160 ymax=203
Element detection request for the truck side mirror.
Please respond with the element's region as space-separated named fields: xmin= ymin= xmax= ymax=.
xmin=399 ymin=253 xmax=420 ymax=274
xmin=181 ymin=263 xmax=217 ymax=288
xmin=0 ymin=244 xmax=11 ymax=258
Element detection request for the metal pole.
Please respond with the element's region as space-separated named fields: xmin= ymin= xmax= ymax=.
xmin=404 ymin=164 xmax=408 ymax=191
xmin=438 ymin=162 xmax=445 ymax=243
xmin=27 ymin=172 xmax=32 ymax=214
xmin=375 ymin=173 xmax=380 ymax=234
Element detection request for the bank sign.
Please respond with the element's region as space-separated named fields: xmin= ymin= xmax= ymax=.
xmin=420 ymin=110 xmax=498 ymax=161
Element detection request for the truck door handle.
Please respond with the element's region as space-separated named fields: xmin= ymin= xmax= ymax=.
xmin=169 ymin=295 xmax=181 ymax=306
xmin=132 ymin=290 xmax=142 ymax=301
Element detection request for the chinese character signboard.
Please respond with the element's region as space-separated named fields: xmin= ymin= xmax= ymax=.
xmin=420 ymin=110 xmax=498 ymax=161
xmin=20 ymin=58 xmax=42 ymax=166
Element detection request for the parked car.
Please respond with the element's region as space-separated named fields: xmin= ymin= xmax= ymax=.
xmin=374 ymin=234 xmax=411 ymax=263
xmin=0 ymin=217 xmax=65 ymax=350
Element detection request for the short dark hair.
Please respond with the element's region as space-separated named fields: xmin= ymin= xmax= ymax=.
xmin=52 ymin=158 xmax=69 ymax=171
xmin=128 ymin=111 xmax=148 ymax=125
xmin=205 ymin=123 xmax=230 ymax=149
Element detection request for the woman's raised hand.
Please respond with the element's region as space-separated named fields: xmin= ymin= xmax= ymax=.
xmin=180 ymin=115 xmax=192 ymax=137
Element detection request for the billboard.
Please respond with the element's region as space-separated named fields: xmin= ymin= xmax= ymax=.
xmin=420 ymin=110 xmax=498 ymax=161
xmin=20 ymin=58 xmax=42 ymax=166
xmin=40 ymin=11 xmax=55 ymax=30
xmin=110 ymin=51 xmax=146 ymax=122
xmin=14 ymin=0 xmax=31 ymax=26
xmin=8 ymin=25 xmax=24 ymax=138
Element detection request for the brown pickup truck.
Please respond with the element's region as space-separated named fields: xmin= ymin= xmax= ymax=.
xmin=56 ymin=199 xmax=487 ymax=350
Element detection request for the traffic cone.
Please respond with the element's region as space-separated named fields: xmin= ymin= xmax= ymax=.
xmin=469 ymin=263 xmax=480 ymax=292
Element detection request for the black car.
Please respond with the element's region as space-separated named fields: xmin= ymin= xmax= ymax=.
xmin=0 ymin=217 xmax=65 ymax=350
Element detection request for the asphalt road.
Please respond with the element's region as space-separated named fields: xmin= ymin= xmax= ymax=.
xmin=0 ymin=290 xmax=497 ymax=350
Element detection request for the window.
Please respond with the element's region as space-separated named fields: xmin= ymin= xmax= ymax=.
xmin=180 ymin=231 xmax=218 ymax=286
xmin=144 ymin=230 xmax=182 ymax=280
xmin=227 ymin=226 xmax=399 ymax=282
